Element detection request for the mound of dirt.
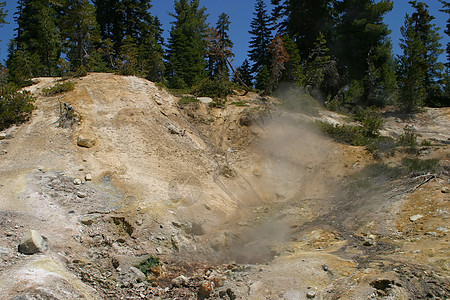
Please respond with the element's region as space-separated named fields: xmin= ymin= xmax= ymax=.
xmin=0 ymin=73 xmax=448 ymax=299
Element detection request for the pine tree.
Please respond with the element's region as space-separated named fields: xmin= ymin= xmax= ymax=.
xmin=397 ymin=13 xmax=427 ymax=112
xmin=255 ymin=64 xmax=270 ymax=91
xmin=265 ymin=34 xmax=289 ymax=94
xmin=206 ymin=13 xmax=234 ymax=79
xmin=271 ymin=0 xmax=334 ymax=59
xmin=166 ymin=0 xmax=208 ymax=88
xmin=234 ymin=59 xmax=253 ymax=88
xmin=334 ymin=0 xmax=396 ymax=106
xmin=439 ymin=0 xmax=449 ymax=67
xmin=280 ymin=35 xmax=303 ymax=84
xmin=406 ymin=1 xmax=444 ymax=106
xmin=248 ymin=0 xmax=273 ymax=74
xmin=94 ymin=0 xmax=122 ymax=52
xmin=0 ymin=1 xmax=6 ymax=27
xmin=60 ymin=0 xmax=101 ymax=73
xmin=0 ymin=1 xmax=7 ymax=56
xmin=304 ymin=33 xmax=331 ymax=91
xmin=7 ymin=0 xmax=61 ymax=79
xmin=215 ymin=13 xmax=233 ymax=78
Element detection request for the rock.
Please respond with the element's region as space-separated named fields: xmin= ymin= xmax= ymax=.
xmin=76 ymin=191 xmax=87 ymax=198
xmin=441 ymin=187 xmax=449 ymax=193
xmin=165 ymin=123 xmax=185 ymax=136
xmin=129 ymin=266 xmax=147 ymax=282
xmin=0 ymin=133 xmax=6 ymax=140
xmin=111 ymin=257 xmax=120 ymax=269
xmin=208 ymin=273 xmax=226 ymax=287
xmin=306 ymin=291 xmax=316 ymax=298
xmin=18 ymin=230 xmax=47 ymax=254
xmin=198 ymin=280 xmax=214 ymax=299
xmin=80 ymin=217 xmax=95 ymax=225
xmin=73 ymin=178 xmax=83 ymax=185
xmin=77 ymin=136 xmax=96 ymax=148
xmin=409 ymin=214 xmax=424 ymax=222
xmin=84 ymin=173 xmax=92 ymax=181
xmin=197 ymin=97 xmax=213 ymax=104
xmin=171 ymin=275 xmax=188 ymax=287
xmin=370 ymin=279 xmax=393 ymax=290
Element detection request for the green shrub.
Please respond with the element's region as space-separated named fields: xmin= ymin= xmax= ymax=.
xmin=0 ymin=84 xmax=35 ymax=130
xmin=396 ymin=125 xmax=418 ymax=155
xmin=421 ymin=139 xmax=432 ymax=146
xmin=348 ymin=163 xmax=405 ymax=194
xmin=42 ymin=81 xmax=75 ymax=96
xmin=192 ymin=78 xmax=235 ymax=99
xmin=402 ymin=158 xmax=440 ymax=174
xmin=275 ymin=87 xmax=320 ymax=116
xmin=315 ymin=121 xmax=370 ymax=146
xmin=353 ymin=106 xmax=384 ymax=137
xmin=135 ymin=256 xmax=161 ymax=277
xmin=178 ymin=96 xmax=199 ymax=105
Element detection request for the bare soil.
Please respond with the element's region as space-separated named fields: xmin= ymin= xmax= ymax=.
xmin=0 ymin=73 xmax=448 ymax=299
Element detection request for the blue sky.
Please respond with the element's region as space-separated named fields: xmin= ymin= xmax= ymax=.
xmin=0 ymin=0 xmax=448 ymax=68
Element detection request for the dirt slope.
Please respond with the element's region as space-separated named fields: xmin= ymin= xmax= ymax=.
xmin=0 ymin=73 xmax=448 ymax=299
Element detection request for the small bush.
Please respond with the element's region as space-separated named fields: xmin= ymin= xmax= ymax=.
xmin=315 ymin=121 xmax=370 ymax=146
xmin=421 ymin=139 xmax=432 ymax=146
xmin=192 ymin=78 xmax=235 ymax=99
xmin=178 ymin=96 xmax=199 ymax=105
xmin=135 ymin=256 xmax=161 ymax=277
xmin=402 ymin=158 xmax=440 ymax=174
xmin=275 ymin=86 xmax=320 ymax=116
xmin=42 ymin=81 xmax=75 ymax=96
xmin=353 ymin=106 xmax=384 ymax=137
xmin=0 ymin=84 xmax=35 ymax=130
xmin=396 ymin=125 xmax=417 ymax=147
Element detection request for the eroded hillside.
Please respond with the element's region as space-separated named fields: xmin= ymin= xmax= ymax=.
xmin=0 ymin=73 xmax=448 ymax=299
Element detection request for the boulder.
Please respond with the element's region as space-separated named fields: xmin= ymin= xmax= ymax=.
xmin=0 ymin=133 xmax=6 ymax=140
xmin=84 ymin=174 xmax=92 ymax=181
xmin=18 ymin=230 xmax=47 ymax=254
xmin=171 ymin=275 xmax=188 ymax=287
xmin=441 ymin=187 xmax=449 ymax=193
xmin=198 ymin=280 xmax=214 ymax=299
xmin=76 ymin=136 xmax=96 ymax=148
xmin=409 ymin=214 xmax=424 ymax=222
xmin=129 ymin=266 xmax=146 ymax=282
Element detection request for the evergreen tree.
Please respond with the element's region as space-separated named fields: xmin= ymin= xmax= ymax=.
xmin=439 ymin=0 xmax=449 ymax=67
xmin=280 ymin=35 xmax=303 ymax=84
xmin=166 ymin=0 xmax=208 ymax=88
xmin=271 ymin=0 xmax=334 ymax=59
xmin=304 ymin=33 xmax=331 ymax=93
xmin=215 ymin=13 xmax=233 ymax=78
xmin=397 ymin=13 xmax=427 ymax=112
xmin=248 ymin=0 xmax=273 ymax=73
xmin=234 ymin=59 xmax=253 ymax=88
xmin=334 ymin=0 xmax=396 ymax=106
xmin=407 ymin=1 xmax=444 ymax=106
xmin=94 ymin=0 xmax=122 ymax=52
xmin=206 ymin=13 xmax=233 ymax=79
xmin=0 ymin=1 xmax=7 ymax=55
xmin=60 ymin=0 xmax=101 ymax=72
xmin=255 ymin=64 xmax=270 ymax=91
xmin=265 ymin=34 xmax=289 ymax=94
xmin=8 ymin=0 xmax=61 ymax=79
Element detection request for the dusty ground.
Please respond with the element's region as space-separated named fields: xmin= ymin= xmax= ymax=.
xmin=0 ymin=73 xmax=448 ymax=299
